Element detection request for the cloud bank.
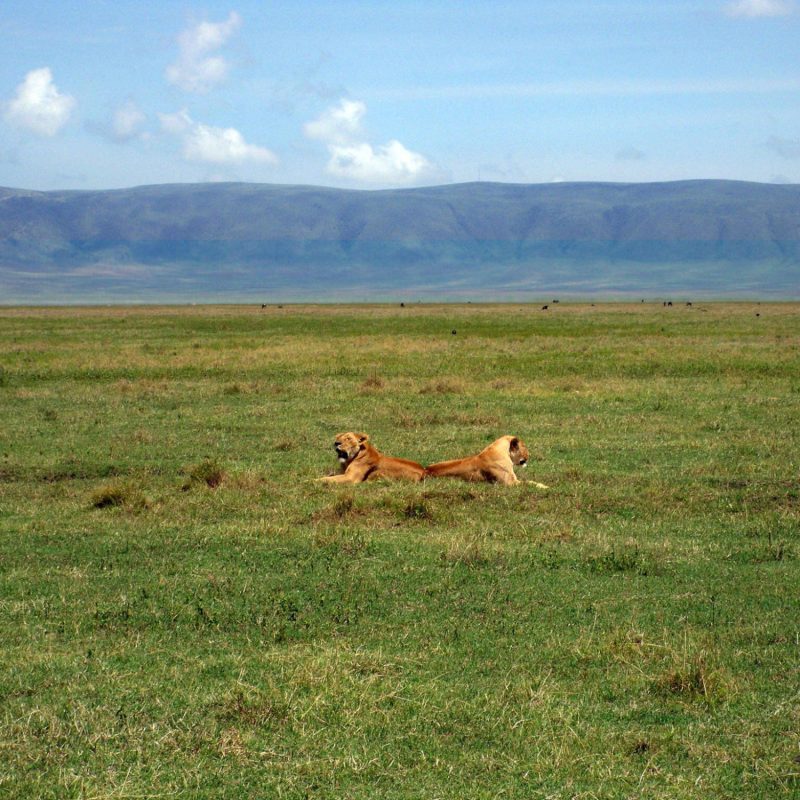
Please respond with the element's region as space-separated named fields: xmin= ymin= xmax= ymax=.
xmin=159 ymin=109 xmax=277 ymax=165
xmin=304 ymin=98 xmax=365 ymax=145
xmin=304 ymin=98 xmax=432 ymax=185
xmin=166 ymin=12 xmax=242 ymax=93
xmin=326 ymin=140 xmax=433 ymax=184
xmin=5 ymin=67 xmax=76 ymax=137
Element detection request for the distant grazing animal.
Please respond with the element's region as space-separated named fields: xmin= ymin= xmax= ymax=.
xmin=318 ymin=432 xmax=425 ymax=483
xmin=425 ymin=435 xmax=542 ymax=486
xmin=542 ymin=305 xmax=549 ymax=311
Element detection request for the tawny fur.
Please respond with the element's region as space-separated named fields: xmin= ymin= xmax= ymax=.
xmin=319 ymin=432 xmax=425 ymax=483
xmin=425 ymin=435 xmax=534 ymax=485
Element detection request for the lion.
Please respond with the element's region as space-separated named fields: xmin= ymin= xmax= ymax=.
xmin=425 ymin=435 xmax=545 ymax=486
xmin=318 ymin=432 xmax=425 ymax=483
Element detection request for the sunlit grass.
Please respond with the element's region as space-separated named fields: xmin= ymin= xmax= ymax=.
xmin=0 ymin=302 xmax=798 ymax=799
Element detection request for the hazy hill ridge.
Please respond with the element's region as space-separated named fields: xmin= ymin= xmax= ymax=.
xmin=1 ymin=180 xmax=799 ymax=301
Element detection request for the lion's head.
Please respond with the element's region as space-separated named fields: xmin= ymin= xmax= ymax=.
xmin=508 ymin=436 xmax=529 ymax=468
xmin=333 ymin=432 xmax=369 ymax=466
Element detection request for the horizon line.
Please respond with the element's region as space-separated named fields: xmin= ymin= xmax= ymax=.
xmin=3 ymin=176 xmax=799 ymax=195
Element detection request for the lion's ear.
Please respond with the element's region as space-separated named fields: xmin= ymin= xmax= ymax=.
xmin=357 ymin=433 xmax=369 ymax=443
xmin=509 ymin=436 xmax=519 ymax=450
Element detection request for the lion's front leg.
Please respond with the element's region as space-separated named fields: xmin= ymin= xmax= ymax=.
xmin=318 ymin=473 xmax=357 ymax=483
xmin=318 ymin=463 xmax=370 ymax=483
xmin=495 ymin=467 xmax=520 ymax=485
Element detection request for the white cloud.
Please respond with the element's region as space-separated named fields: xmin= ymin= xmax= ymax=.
xmin=184 ymin=124 xmax=276 ymax=164
xmin=326 ymin=141 xmax=432 ymax=184
xmin=159 ymin=109 xmax=193 ymax=136
xmin=303 ymin=98 xmax=365 ymax=144
xmin=159 ymin=109 xmax=277 ymax=165
xmin=5 ymin=67 xmax=75 ymax=137
xmin=304 ymin=98 xmax=432 ymax=185
xmin=725 ymin=0 xmax=794 ymax=17
xmin=166 ymin=12 xmax=241 ymax=93
xmin=112 ymin=100 xmax=147 ymax=141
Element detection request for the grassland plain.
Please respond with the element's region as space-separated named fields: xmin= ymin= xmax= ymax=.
xmin=0 ymin=302 xmax=798 ymax=800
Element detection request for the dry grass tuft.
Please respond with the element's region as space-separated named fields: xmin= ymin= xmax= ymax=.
xmin=331 ymin=494 xmax=356 ymax=517
xmin=182 ymin=458 xmax=226 ymax=490
xmin=90 ymin=481 xmax=148 ymax=511
xmin=652 ymin=650 xmax=734 ymax=703
xmin=360 ymin=374 xmax=385 ymax=392
xmin=216 ymin=688 xmax=291 ymax=729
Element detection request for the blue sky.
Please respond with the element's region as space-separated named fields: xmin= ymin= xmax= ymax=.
xmin=1 ymin=0 xmax=798 ymax=190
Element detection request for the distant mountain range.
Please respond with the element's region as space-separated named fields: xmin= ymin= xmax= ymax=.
xmin=1 ymin=180 xmax=799 ymax=302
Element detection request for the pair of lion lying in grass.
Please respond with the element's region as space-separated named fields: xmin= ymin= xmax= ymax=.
xmin=319 ymin=431 xmax=546 ymax=486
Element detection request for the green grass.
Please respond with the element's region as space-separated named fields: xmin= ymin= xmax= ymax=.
xmin=0 ymin=302 xmax=798 ymax=799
